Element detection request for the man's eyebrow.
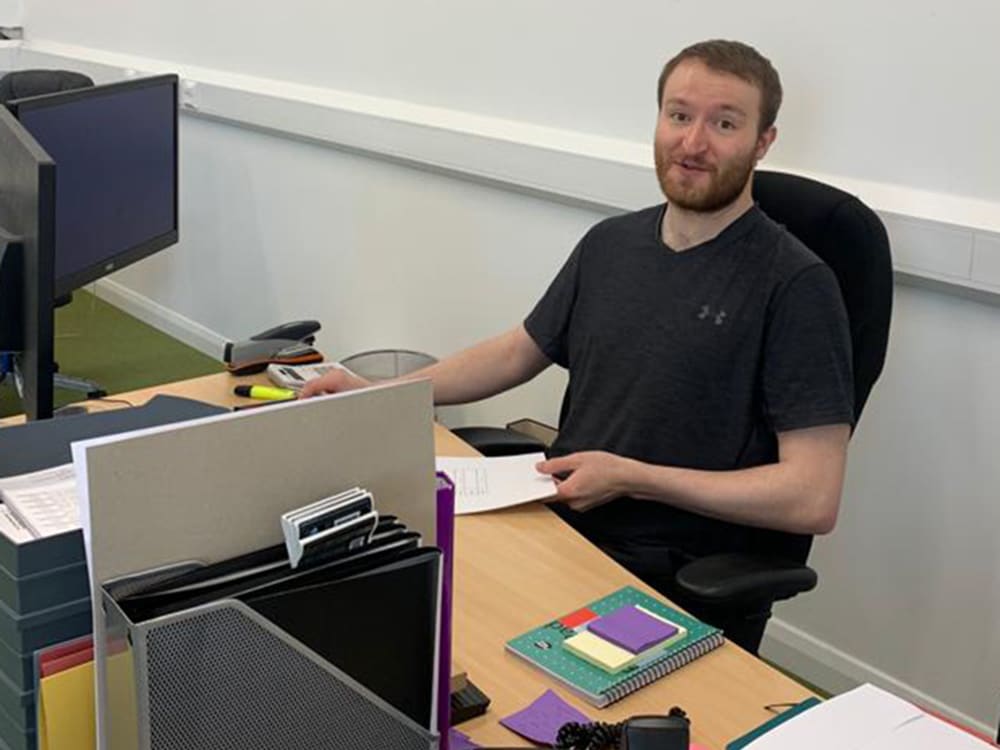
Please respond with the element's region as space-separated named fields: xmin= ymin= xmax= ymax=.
xmin=716 ymin=104 xmax=748 ymax=117
xmin=663 ymin=98 xmax=749 ymax=118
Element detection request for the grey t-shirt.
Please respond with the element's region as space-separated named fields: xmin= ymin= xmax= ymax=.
xmin=524 ymin=204 xmax=853 ymax=560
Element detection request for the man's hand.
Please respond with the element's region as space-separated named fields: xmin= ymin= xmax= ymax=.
xmin=299 ymin=367 xmax=373 ymax=398
xmin=535 ymin=451 xmax=636 ymax=513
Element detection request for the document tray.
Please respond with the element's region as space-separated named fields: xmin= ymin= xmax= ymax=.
xmin=102 ymin=594 xmax=438 ymax=750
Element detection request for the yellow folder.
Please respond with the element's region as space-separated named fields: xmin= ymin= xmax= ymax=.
xmin=38 ymin=649 xmax=137 ymax=750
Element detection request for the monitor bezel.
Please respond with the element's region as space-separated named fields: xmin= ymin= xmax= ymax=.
xmin=0 ymin=104 xmax=57 ymax=420
xmin=6 ymin=74 xmax=179 ymax=299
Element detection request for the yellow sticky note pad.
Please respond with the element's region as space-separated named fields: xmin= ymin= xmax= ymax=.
xmin=563 ymin=630 xmax=635 ymax=673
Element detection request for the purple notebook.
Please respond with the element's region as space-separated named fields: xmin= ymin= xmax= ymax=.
xmin=587 ymin=604 xmax=678 ymax=653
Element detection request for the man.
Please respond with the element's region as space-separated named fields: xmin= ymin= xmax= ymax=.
xmin=303 ymin=40 xmax=854 ymax=651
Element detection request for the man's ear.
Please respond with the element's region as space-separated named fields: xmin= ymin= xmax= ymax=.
xmin=755 ymin=126 xmax=777 ymax=162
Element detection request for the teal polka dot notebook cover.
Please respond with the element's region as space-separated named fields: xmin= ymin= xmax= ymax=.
xmin=505 ymin=585 xmax=724 ymax=707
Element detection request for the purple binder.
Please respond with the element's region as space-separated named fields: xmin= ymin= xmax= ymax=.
xmin=436 ymin=472 xmax=456 ymax=750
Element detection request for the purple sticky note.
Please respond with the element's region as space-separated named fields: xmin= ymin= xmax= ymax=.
xmin=500 ymin=689 xmax=592 ymax=746
xmin=588 ymin=605 xmax=678 ymax=653
xmin=448 ymin=728 xmax=481 ymax=750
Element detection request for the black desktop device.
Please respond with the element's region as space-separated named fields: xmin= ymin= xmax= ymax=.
xmin=0 ymin=105 xmax=56 ymax=420
xmin=0 ymin=74 xmax=178 ymax=420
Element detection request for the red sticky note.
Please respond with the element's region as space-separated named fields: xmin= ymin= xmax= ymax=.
xmin=560 ymin=607 xmax=598 ymax=629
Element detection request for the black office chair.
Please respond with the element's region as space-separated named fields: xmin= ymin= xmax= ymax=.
xmin=453 ymin=170 xmax=894 ymax=654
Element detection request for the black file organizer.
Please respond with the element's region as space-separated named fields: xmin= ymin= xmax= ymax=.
xmin=99 ymin=552 xmax=442 ymax=750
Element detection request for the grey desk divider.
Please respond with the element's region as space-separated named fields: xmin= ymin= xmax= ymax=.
xmin=72 ymin=381 xmax=438 ymax=750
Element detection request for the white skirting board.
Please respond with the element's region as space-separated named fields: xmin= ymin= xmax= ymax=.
xmin=0 ymin=40 xmax=16 ymax=68
xmin=93 ymin=278 xmax=227 ymax=360
xmin=761 ymin=617 xmax=994 ymax=737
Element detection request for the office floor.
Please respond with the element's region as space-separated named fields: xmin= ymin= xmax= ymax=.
xmin=0 ymin=289 xmax=222 ymax=417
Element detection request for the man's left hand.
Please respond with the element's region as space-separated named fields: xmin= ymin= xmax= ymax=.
xmin=535 ymin=451 xmax=634 ymax=513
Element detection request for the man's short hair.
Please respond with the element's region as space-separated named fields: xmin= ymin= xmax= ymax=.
xmin=656 ymin=39 xmax=783 ymax=134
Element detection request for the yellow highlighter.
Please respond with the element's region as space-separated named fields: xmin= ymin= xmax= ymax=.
xmin=233 ymin=385 xmax=296 ymax=401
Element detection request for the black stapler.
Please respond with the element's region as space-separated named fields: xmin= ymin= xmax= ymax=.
xmin=223 ymin=320 xmax=324 ymax=375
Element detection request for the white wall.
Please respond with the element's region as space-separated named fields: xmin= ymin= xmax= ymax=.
xmin=18 ymin=0 xmax=1000 ymax=205
xmin=12 ymin=0 xmax=1000 ymax=734
xmin=765 ymin=285 xmax=1000 ymax=730
xmin=109 ymin=116 xmax=595 ymax=428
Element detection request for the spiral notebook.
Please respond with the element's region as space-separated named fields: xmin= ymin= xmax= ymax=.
xmin=506 ymin=586 xmax=723 ymax=707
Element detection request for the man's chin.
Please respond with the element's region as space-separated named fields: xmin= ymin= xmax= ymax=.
xmin=660 ymin=175 xmax=749 ymax=213
xmin=663 ymin=186 xmax=716 ymax=212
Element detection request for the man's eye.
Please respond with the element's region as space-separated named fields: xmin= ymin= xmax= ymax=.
xmin=669 ymin=112 xmax=689 ymax=123
xmin=718 ymin=119 xmax=736 ymax=131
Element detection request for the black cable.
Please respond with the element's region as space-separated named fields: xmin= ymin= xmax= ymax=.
xmin=555 ymin=720 xmax=624 ymax=750
xmin=92 ymin=397 xmax=136 ymax=408
xmin=555 ymin=707 xmax=689 ymax=750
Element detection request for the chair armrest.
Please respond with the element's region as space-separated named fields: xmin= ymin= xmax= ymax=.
xmin=451 ymin=426 xmax=547 ymax=457
xmin=674 ymin=553 xmax=817 ymax=608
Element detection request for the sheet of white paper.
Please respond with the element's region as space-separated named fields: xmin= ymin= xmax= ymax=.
xmin=436 ymin=453 xmax=556 ymax=514
xmin=743 ymin=684 xmax=923 ymax=750
xmin=0 ymin=463 xmax=79 ymax=538
xmin=0 ymin=504 xmax=34 ymax=543
xmin=860 ymin=714 xmax=994 ymax=749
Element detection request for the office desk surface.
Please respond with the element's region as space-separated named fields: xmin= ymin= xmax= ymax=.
xmin=438 ymin=429 xmax=813 ymax=749
xmin=7 ymin=373 xmax=814 ymax=748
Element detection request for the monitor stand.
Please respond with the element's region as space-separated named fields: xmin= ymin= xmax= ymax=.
xmin=8 ymin=358 xmax=107 ymax=417
xmin=51 ymin=292 xmax=107 ymax=400
xmin=54 ymin=370 xmax=106 ymax=398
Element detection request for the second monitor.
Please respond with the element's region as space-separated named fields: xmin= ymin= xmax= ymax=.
xmin=8 ymin=74 xmax=178 ymax=299
xmin=0 ymin=73 xmax=178 ymax=419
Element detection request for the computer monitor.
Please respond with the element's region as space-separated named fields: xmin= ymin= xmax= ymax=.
xmin=0 ymin=105 xmax=55 ymax=420
xmin=0 ymin=74 xmax=178 ymax=420
xmin=8 ymin=74 xmax=178 ymax=298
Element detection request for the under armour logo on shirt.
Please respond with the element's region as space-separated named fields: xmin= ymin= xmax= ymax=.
xmin=697 ymin=305 xmax=728 ymax=326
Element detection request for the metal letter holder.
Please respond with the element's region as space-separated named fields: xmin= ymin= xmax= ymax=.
xmin=99 ymin=556 xmax=440 ymax=750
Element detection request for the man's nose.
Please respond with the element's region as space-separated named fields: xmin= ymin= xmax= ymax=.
xmin=681 ymin=119 xmax=709 ymax=152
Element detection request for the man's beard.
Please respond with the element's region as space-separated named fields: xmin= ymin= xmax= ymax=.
xmin=655 ymin=146 xmax=757 ymax=213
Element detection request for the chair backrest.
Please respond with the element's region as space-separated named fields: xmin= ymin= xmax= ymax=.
xmin=752 ymin=170 xmax=893 ymax=424
xmin=0 ymin=70 xmax=94 ymax=105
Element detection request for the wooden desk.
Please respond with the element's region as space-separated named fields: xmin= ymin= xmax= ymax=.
xmin=11 ymin=373 xmax=813 ymax=748
xmin=443 ymin=451 xmax=814 ymax=749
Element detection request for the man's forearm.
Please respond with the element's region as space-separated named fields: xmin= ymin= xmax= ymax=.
xmin=541 ymin=424 xmax=850 ymax=535
xmin=398 ymin=324 xmax=550 ymax=405
xmin=626 ymin=459 xmax=841 ymax=535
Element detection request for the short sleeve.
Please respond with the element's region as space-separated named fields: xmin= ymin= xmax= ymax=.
xmin=762 ymin=263 xmax=855 ymax=432
xmin=523 ymin=241 xmax=585 ymax=368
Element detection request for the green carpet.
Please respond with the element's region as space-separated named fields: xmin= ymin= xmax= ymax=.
xmin=1 ymin=290 xmax=223 ymax=417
